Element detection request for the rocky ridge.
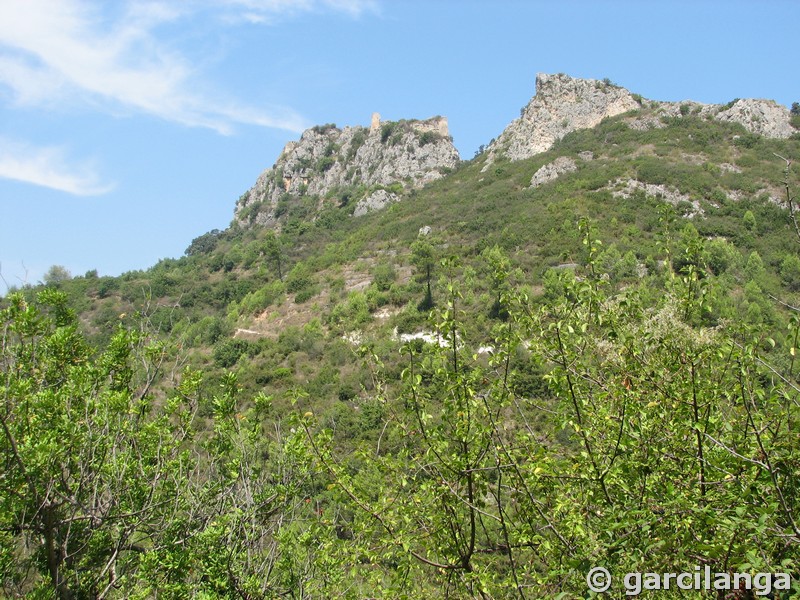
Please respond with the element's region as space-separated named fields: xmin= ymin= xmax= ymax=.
xmin=234 ymin=114 xmax=459 ymax=228
xmin=483 ymin=73 xmax=795 ymax=168
xmin=234 ymin=74 xmax=795 ymax=227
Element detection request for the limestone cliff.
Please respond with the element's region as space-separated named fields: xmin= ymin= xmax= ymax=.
xmin=484 ymin=73 xmax=795 ymax=168
xmin=485 ymin=73 xmax=641 ymax=166
xmin=234 ymin=115 xmax=459 ymax=227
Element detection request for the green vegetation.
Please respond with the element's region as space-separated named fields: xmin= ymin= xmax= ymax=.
xmin=42 ymin=264 xmax=72 ymax=285
xmin=3 ymin=104 xmax=800 ymax=597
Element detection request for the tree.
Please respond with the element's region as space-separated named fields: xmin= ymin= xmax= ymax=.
xmin=411 ymin=239 xmax=436 ymax=310
xmin=780 ymin=253 xmax=800 ymax=291
xmin=185 ymin=229 xmax=222 ymax=256
xmin=743 ymin=209 xmax=757 ymax=231
xmin=744 ymin=250 xmax=766 ymax=281
xmin=0 ymin=290 xmax=198 ymax=598
xmin=264 ymin=231 xmax=285 ymax=281
xmin=42 ymin=264 xmax=71 ymax=285
xmin=481 ymin=245 xmax=512 ymax=319
xmin=305 ymin=242 xmax=800 ymax=597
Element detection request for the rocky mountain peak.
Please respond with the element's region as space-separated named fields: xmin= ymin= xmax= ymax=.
xmin=483 ymin=73 xmax=795 ymax=168
xmin=483 ymin=73 xmax=642 ymax=166
xmin=234 ymin=114 xmax=459 ymax=228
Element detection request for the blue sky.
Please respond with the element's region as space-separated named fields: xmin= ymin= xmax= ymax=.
xmin=1 ymin=0 xmax=798 ymax=290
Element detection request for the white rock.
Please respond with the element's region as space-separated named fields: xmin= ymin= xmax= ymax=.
xmin=354 ymin=189 xmax=398 ymax=217
xmin=530 ymin=156 xmax=577 ymax=188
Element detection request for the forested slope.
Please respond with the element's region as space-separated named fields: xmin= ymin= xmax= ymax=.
xmin=2 ymin=92 xmax=800 ymax=597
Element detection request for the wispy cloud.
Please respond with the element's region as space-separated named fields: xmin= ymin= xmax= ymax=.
xmin=0 ymin=0 xmax=378 ymax=194
xmin=0 ymin=0 xmax=311 ymax=134
xmin=220 ymin=0 xmax=379 ymax=23
xmin=0 ymin=137 xmax=113 ymax=196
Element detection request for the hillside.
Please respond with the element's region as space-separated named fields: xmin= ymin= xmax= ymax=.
xmin=2 ymin=74 xmax=800 ymax=598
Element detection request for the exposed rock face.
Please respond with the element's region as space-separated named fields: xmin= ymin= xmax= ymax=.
xmin=485 ymin=73 xmax=795 ymax=168
xmin=353 ymin=189 xmax=398 ymax=217
xmin=530 ymin=156 xmax=578 ymax=188
xmin=715 ymin=99 xmax=795 ymax=138
xmin=485 ymin=73 xmax=641 ymax=168
xmin=609 ymin=178 xmax=703 ymax=218
xmin=235 ymin=116 xmax=459 ymax=227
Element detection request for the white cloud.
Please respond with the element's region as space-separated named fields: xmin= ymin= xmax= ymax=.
xmin=0 ymin=0 xmax=310 ymax=134
xmin=220 ymin=0 xmax=379 ymax=22
xmin=0 ymin=0 xmax=379 ymax=194
xmin=0 ymin=137 xmax=113 ymax=196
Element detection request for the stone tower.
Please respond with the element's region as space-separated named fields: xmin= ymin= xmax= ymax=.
xmin=438 ymin=116 xmax=449 ymax=138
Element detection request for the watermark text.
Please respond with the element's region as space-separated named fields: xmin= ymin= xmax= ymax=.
xmin=586 ymin=565 xmax=791 ymax=596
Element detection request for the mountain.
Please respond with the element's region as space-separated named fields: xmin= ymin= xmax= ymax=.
xmin=483 ymin=72 xmax=794 ymax=166
xmin=233 ymin=114 xmax=459 ymax=228
xmin=3 ymin=74 xmax=800 ymax=599
xmin=234 ymin=72 xmax=796 ymax=231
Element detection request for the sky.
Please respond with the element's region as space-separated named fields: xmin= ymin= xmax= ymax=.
xmin=1 ymin=0 xmax=798 ymax=291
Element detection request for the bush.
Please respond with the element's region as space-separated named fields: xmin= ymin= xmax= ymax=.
xmin=213 ymin=338 xmax=254 ymax=368
xmin=294 ymin=287 xmax=318 ymax=304
xmin=311 ymin=123 xmax=337 ymax=134
xmin=97 ymin=277 xmax=119 ymax=299
xmin=743 ymin=210 xmax=756 ymax=231
xmin=185 ymin=230 xmax=222 ymax=256
xmin=705 ymin=239 xmax=738 ymax=275
xmin=418 ymin=131 xmax=441 ymax=146
xmin=372 ymin=261 xmax=397 ymax=291
xmin=316 ymin=155 xmax=336 ymax=172
xmin=327 ymin=291 xmax=371 ymax=329
xmin=285 ymin=263 xmax=313 ymax=294
xmin=380 ymin=122 xmax=400 ymax=144
xmin=780 ymin=254 xmax=800 ymax=290
xmin=235 ymin=281 xmax=285 ymax=315
xmin=391 ymin=307 xmax=426 ymax=334
xmin=43 ymin=265 xmax=72 ymax=285
xmin=347 ymin=130 xmax=367 ymax=160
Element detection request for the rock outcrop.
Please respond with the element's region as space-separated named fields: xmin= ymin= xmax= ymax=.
xmin=484 ymin=73 xmax=795 ymax=168
xmin=715 ymin=99 xmax=795 ymax=139
xmin=484 ymin=73 xmax=641 ymax=168
xmin=353 ymin=189 xmax=399 ymax=217
xmin=235 ymin=115 xmax=459 ymax=227
xmin=529 ymin=156 xmax=578 ymax=188
xmin=609 ymin=178 xmax=703 ymax=218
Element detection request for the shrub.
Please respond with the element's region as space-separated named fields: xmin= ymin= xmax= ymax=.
xmin=347 ymin=130 xmax=367 ymax=160
xmin=238 ymin=281 xmax=285 ymax=315
xmin=734 ymin=133 xmax=760 ymax=149
xmin=380 ymin=122 xmax=399 ymax=144
xmin=316 ymin=155 xmax=336 ymax=173
xmin=294 ymin=287 xmax=318 ymax=304
xmin=311 ymin=123 xmax=337 ymax=134
xmin=285 ymin=263 xmax=313 ymax=294
xmin=97 ymin=277 xmax=119 ymax=299
xmin=780 ymin=254 xmax=800 ymax=291
xmin=327 ymin=291 xmax=371 ymax=329
xmin=418 ymin=131 xmax=441 ymax=146
xmin=43 ymin=265 xmax=72 ymax=285
xmin=213 ymin=338 xmax=254 ymax=368
xmin=743 ymin=210 xmax=756 ymax=231
xmin=744 ymin=251 xmax=765 ymax=281
xmin=372 ymin=261 xmax=397 ymax=291
xmin=705 ymin=239 xmax=738 ymax=275
xmin=184 ymin=229 xmax=222 ymax=256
